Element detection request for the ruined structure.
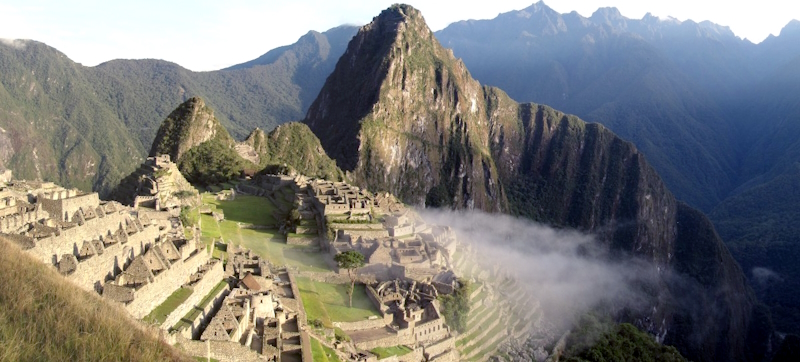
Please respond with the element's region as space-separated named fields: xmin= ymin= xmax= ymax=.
xmin=184 ymin=245 xmax=308 ymax=362
xmin=0 ymin=176 xmax=216 ymax=321
xmin=342 ymin=279 xmax=459 ymax=361
xmin=111 ymin=155 xmax=198 ymax=212
xmin=309 ymin=179 xmax=373 ymax=216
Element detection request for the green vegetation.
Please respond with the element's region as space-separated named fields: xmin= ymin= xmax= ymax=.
xmin=562 ymin=315 xmax=686 ymax=362
xmin=0 ymin=237 xmax=189 ymax=361
xmin=334 ymin=251 xmax=366 ymax=307
xmin=295 ymin=277 xmax=380 ymax=327
xmin=370 ymin=345 xmax=413 ymax=359
xmin=197 ymin=193 xmax=330 ymax=272
xmin=143 ymin=287 xmax=193 ymax=325
xmin=204 ymin=193 xmax=277 ymax=226
xmin=179 ymin=206 xmax=199 ymax=228
xmin=439 ymin=279 xmax=471 ymax=333
xmin=310 ymin=338 xmax=342 ymax=362
xmin=178 ymin=140 xmax=248 ymax=186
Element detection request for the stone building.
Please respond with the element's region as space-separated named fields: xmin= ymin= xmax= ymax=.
xmin=343 ymin=279 xmax=459 ymax=360
xmin=308 ymin=179 xmax=373 ymax=216
xmin=191 ymin=245 xmax=308 ymax=361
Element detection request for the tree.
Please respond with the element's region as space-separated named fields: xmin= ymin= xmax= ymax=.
xmin=334 ymin=250 xmax=365 ymax=307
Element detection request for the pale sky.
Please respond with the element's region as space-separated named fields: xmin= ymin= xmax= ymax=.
xmin=1 ymin=0 xmax=798 ymax=71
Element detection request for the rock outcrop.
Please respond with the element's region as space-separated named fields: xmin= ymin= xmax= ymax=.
xmin=149 ymin=97 xmax=231 ymax=162
xmin=305 ymin=5 xmax=765 ymax=361
xmin=148 ymin=97 xmax=342 ymax=184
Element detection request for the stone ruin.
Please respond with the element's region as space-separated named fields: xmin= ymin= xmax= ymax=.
xmin=191 ymin=244 xmax=305 ymax=361
xmin=0 ymin=176 xmax=214 ymax=320
xmin=341 ymin=278 xmax=460 ymax=361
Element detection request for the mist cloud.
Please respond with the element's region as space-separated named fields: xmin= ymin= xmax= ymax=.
xmin=419 ymin=209 xmax=659 ymax=331
xmin=0 ymin=38 xmax=26 ymax=49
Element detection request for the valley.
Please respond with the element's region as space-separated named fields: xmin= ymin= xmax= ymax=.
xmin=1 ymin=1 xmax=799 ymax=362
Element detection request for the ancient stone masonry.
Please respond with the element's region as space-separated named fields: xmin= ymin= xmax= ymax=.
xmin=346 ymin=279 xmax=459 ymax=359
xmin=0 ymin=175 xmax=196 ymax=317
xmin=309 ymin=179 xmax=374 ymax=216
xmin=102 ymin=235 xmax=211 ymax=318
xmin=184 ymin=244 xmax=309 ymax=362
xmin=114 ymin=155 xmax=198 ymax=211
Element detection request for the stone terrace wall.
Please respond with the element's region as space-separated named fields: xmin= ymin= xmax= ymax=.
xmin=162 ymin=260 xmax=224 ymax=330
xmin=399 ymin=348 xmax=425 ymax=362
xmin=353 ymin=332 xmax=410 ymax=350
xmin=335 ymin=318 xmax=386 ymax=331
xmin=423 ymin=335 xmax=455 ymax=358
xmin=175 ymin=334 xmax=263 ymax=362
xmin=126 ymin=251 xmax=209 ymax=318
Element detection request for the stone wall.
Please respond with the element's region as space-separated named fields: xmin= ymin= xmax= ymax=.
xmin=0 ymin=206 xmax=47 ymax=233
xmin=29 ymin=211 xmax=158 ymax=266
xmin=423 ymin=336 xmax=456 ymax=359
xmin=335 ymin=318 xmax=386 ymax=331
xmin=428 ymin=348 xmax=459 ymax=362
xmin=414 ymin=319 xmax=449 ymax=344
xmin=175 ymin=334 xmax=263 ymax=362
xmin=286 ymin=270 xmax=313 ymax=360
xmin=126 ymin=251 xmax=210 ymax=318
xmin=354 ymin=332 xmax=409 ymax=350
xmin=286 ymin=233 xmax=317 ymax=246
xmin=39 ymin=193 xmax=99 ymax=222
xmin=162 ymin=260 xmax=224 ymax=330
xmin=67 ymin=225 xmax=160 ymax=291
xmin=179 ymin=283 xmax=231 ymax=339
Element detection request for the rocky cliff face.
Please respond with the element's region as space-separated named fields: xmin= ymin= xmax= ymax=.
xmin=147 ymin=97 xmax=342 ymax=184
xmin=305 ymin=5 xmax=765 ymax=361
xmin=149 ymin=97 xmax=230 ymax=161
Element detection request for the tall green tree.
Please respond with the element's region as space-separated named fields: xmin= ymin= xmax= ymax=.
xmin=334 ymin=250 xmax=365 ymax=307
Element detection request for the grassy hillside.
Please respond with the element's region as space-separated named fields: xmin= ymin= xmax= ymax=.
xmin=0 ymin=237 xmax=189 ymax=362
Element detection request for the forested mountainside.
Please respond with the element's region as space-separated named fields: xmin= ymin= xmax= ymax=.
xmin=0 ymin=26 xmax=356 ymax=194
xmin=434 ymin=1 xmax=800 ymax=336
xmin=111 ymin=96 xmax=342 ymax=196
xmin=305 ymin=5 xmax=769 ymax=361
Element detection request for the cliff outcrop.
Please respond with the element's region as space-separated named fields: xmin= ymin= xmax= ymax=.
xmin=305 ymin=4 xmax=764 ymax=361
xmin=147 ymin=97 xmax=342 ymax=184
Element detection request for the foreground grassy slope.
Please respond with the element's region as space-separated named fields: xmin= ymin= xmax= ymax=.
xmin=0 ymin=237 xmax=189 ymax=362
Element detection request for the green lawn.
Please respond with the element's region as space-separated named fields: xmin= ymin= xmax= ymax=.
xmin=371 ymin=345 xmax=413 ymax=359
xmin=310 ymin=338 xmax=341 ymax=362
xmin=199 ymin=195 xmax=331 ymax=273
xmin=203 ymin=194 xmax=278 ymax=226
xmin=296 ymin=277 xmax=380 ymax=327
xmin=143 ymin=287 xmax=193 ymax=325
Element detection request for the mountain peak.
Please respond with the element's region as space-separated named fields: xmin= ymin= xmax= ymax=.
xmin=780 ymin=19 xmax=800 ymax=37
xmin=518 ymin=1 xmax=559 ymax=18
xmin=590 ymin=7 xmax=627 ymax=28
xmin=149 ymin=96 xmax=229 ymax=161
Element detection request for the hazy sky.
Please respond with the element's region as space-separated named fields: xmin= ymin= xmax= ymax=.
xmin=1 ymin=0 xmax=798 ymax=71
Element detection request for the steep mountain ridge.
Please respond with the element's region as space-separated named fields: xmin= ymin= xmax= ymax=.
xmin=305 ymin=5 xmax=764 ymax=361
xmin=435 ymin=2 xmax=743 ymax=211
xmin=145 ymin=97 xmax=342 ymax=186
xmin=0 ymin=26 xmax=356 ymax=194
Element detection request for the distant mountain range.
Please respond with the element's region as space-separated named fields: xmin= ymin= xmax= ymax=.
xmin=0 ymin=25 xmax=356 ymax=193
xmin=2 ymin=0 xmax=800 ymax=353
xmin=434 ymin=1 xmax=800 ymax=335
xmin=304 ymin=5 xmax=766 ymax=361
